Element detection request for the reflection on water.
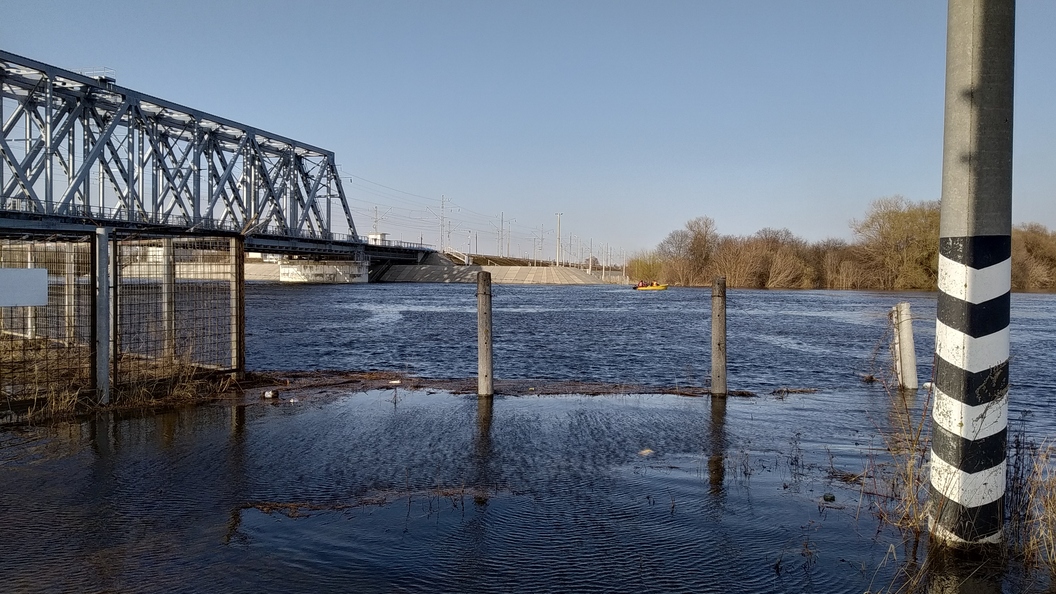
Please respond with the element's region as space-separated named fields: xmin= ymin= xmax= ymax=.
xmin=473 ymin=396 xmax=494 ymax=506
xmin=4 ymin=286 xmax=1056 ymax=592
xmin=709 ymin=396 xmax=726 ymax=497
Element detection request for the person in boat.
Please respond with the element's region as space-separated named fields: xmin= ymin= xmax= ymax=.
xmin=637 ymin=280 xmax=646 ymax=288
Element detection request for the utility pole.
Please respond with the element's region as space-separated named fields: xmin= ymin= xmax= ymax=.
xmin=540 ymin=224 xmax=546 ymax=263
xmin=439 ymin=195 xmax=446 ymax=250
xmin=588 ymin=238 xmax=593 ymax=274
xmin=507 ymin=219 xmax=515 ymax=257
xmin=499 ymin=211 xmax=503 ymax=256
xmin=555 ymin=213 xmax=563 ymax=266
xmin=929 ymin=0 xmax=1015 ymax=548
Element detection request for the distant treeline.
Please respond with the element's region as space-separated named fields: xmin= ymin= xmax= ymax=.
xmin=628 ymin=196 xmax=1056 ymax=292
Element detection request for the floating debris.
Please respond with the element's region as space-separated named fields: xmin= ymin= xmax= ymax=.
xmin=638 ymin=448 xmax=655 ymax=457
xmin=262 ymin=390 xmax=279 ymax=399
xmin=771 ymin=387 xmax=819 ymax=396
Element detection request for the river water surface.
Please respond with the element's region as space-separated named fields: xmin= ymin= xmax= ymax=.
xmin=3 ymin=284 xmax=1055 ymax=592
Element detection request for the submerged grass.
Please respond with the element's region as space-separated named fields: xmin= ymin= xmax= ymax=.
xmin=857 ymin=315 xmax=1056 ymax=593
xmin=2 ymin=336 xmax=241 ymax=425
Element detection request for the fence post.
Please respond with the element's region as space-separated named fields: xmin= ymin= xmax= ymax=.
xmin=161 ymin=237 xmax=176 ymax=361
xmin=64 ymin=247 xmax=77 ymax=345
xmin=230 ymin=236 xmax=245 ymax=378
xmin=929 ymin=0 xmax=1014 ymax=547
xmin=711 ymin=277 xmax=727 ymax=396
xmin=92 ymin=228 xmax=111 ymax=405
xmin=477 ymin=271 xmax=493 ymax=397
xmin=25 ymin=244 xmax=36 ymax=340
xmin=891 ymin=302 xmax=918 ymax=390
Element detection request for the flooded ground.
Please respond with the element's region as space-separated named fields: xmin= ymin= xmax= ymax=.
xmin=3 ymin=284 xmax=1055 ymax=592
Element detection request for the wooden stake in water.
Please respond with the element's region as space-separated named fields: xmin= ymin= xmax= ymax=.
xmin=477 ymin=271 xmax=493 ymax=397
xmin=891 ymin=302 xmax=918 ymax=390
xmin=711 ymin=277 xmax=727 ymax=396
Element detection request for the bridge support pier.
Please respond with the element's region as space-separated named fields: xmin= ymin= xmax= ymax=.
xmin=278 ymin=260 xmax=367 ymax=283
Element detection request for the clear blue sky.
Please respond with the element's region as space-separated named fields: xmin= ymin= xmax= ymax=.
xmin=3 ymin=1 xmax=1054 ymax=259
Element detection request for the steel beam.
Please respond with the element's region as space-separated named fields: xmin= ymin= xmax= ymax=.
xmin=1 ymin=49 xmax=363 ymax=247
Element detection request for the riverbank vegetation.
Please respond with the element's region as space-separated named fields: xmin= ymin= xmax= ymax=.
xmin=628 ymin=196 xmax=1056 ymax=292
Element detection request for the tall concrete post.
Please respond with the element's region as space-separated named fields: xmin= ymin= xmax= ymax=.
xmin=161 ymin=238 xmax=176 ymax=361
xmin=477 ymin=271 xmax=493 ymax=397
xmin=25 ymin=245 xmax=36 ymax=340
xmin=230 ymin=237 xmax=245 ymax=378
xmin=711 ymin=277 xmax=727 ymax=396
xmin=891 ymin=302 xmax=918 ymax=390
xmin=929 ymin=0 xmax=1015 ymax=546
xmin=92 ymin=228 xmax=111 ymax=405
xmin=64 ymin=247 xmax=77 ymax=345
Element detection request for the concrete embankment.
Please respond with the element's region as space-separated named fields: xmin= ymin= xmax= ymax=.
xmin=381 ymin=264 xmax=624 ymax=285
xmin=245 ymin=261 xmax=626 ymax=285
xmin=245 ymin=262 xmax=280 ymax=281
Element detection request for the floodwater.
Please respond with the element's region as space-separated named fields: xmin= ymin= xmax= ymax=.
xmin=3 ymin=284 xmax=1056 ymax=593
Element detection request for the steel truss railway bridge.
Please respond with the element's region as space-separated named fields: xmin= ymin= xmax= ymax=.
xmin=0 ymin=49 xmax=431 ymax=267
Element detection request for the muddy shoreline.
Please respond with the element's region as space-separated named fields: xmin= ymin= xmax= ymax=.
xmin=240 ymin=369 xmax=760 ymax=400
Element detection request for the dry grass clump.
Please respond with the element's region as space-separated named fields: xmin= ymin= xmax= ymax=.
xmin=865 ymin=387 xmax=931 ymax=540
xmin=1008 ymin=438 xmax=1056 ymax=572
xmin=3 ymin=337 xmax=238 ymax=425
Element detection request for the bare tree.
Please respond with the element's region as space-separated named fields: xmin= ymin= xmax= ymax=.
xmin=656 ymin=229 xmax=695 ymax=285
xmin=851 ymin=196 xmax=939 ymax=290
xmin=710 ymin=235 xmax=767 ymax=288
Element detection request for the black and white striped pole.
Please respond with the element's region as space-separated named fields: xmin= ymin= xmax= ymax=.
xmin=929 ymin=0 xmax=1014 ymax=546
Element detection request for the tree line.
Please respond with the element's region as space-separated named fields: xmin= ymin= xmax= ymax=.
xmin=628 ymin=196 xmax=1056 ymax=292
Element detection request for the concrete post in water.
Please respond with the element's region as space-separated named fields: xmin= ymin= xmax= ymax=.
xmin=477 ymin=271 xmax=493 ymax=397
xmin=890 ymin=302 xmax=918 ymax=390
xmin=711 ymin=277 xmax=727 ymax=397
xmin=92 ymin=228 xmax=111 ymax=405
xmin=929 ymin=0 xmax=1014 ymax=547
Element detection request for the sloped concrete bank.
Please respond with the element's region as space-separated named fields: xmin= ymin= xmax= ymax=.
xmin=380 ymin=264 xmax=626 ymax=285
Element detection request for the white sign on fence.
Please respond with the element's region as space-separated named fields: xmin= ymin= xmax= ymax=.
xmin=0 ymin=268 xmax=49 ymax=306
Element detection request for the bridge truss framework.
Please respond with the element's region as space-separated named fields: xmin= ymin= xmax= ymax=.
xmin=0 ymin=49 xmax=364 ymax=253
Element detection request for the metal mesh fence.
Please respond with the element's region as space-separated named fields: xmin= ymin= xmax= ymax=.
xmin=1 ymin=231 xmax=242 ymax=418
xmin=0 ymin=237 xmax=93 ymax=408
xmin=114 ymin=237 xmax=240 ymax=385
